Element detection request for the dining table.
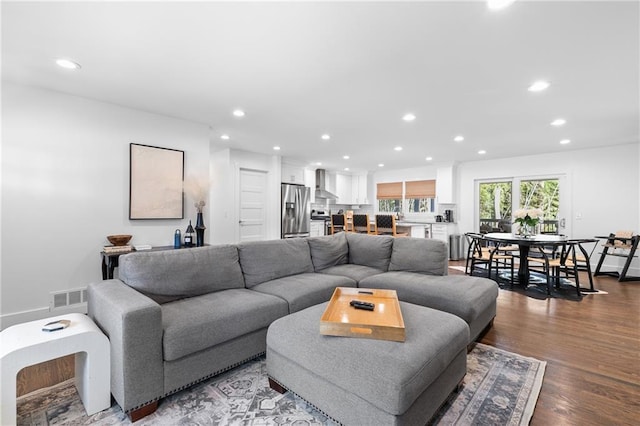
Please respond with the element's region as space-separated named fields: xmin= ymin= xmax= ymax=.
xmin=483 ymin=232 xmax=569 ymax=288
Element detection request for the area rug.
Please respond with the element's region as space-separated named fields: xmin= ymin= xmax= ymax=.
xmin=17 ymin=343 xmax=545 ymax=426
xmin=448 ymin=265 xmax=607 ymax=299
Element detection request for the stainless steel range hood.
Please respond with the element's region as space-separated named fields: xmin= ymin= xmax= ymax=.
xmin=315 ymin=169 xmax=338 ymax=200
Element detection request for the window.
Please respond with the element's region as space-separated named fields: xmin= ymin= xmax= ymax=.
xmin=405 ymin=180 xmax=436 ymax=213
xmin=377 ymin=182 xmax=402 ymax=212
xmin=520 ymin=178 xmax=560 ymax=234
xmin=478 ymin=181 xmax=512 ymax=233
xmin=477 ymin=177 xmax=563 ymax=234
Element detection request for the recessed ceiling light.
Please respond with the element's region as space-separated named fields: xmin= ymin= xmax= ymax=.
xmin=478 ymin=150 xmax=487 ymax=155
xmin=560 ymin=139 xmax=571 ymax=145
xmin=425 ymin=156 xmax=433 ymax=161
xmin=394 ymin=146 xmax=403 ymax=151
xmin=273 ymin=146 xmax=281 ymax=151
xmin=233 ymin=109 xmax=245 ymax=117
xmin=487 ymin=0 xmax=516 ymax=11
xmin=56 ymin=58 xmax=81 ymax=70
xmin=378 ymin=163 xmax=384 ymax=167
xmin=454 ymin=135 xmax=464 ymax=142
xmin=344 ymin=167 xmax=350 ymax=171
xmin=528 ymin=80 xmax=550 ymax=92
xmin=343 ymin=155 xmax=350 ymax=160
xmin=220 ymin=134 xmax=230 ymax=140
xmin=402 ymin=113 xmax=416 ymax=122
xmin=315 ymin=162 xmax=322 ymax=166
xmin=321 ymin=134 xmax=331 ymax=140
xmin=550 ymin=118 xmax=566 ymax=127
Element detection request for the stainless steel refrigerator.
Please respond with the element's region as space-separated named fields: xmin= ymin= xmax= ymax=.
xmin=281 ymin=184 xmax=311 ymax=238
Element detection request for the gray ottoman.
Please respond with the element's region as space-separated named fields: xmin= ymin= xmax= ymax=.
xmin=266 ymin=301 xmax=469 ymax=425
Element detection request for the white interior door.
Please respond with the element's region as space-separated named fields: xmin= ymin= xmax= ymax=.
xmin=239 ymin=169 xmax=268 ymax=242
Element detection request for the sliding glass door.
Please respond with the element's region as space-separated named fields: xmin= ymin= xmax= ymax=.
xmin=477 ymin=175 xmax=568 ymax=235
xmin=479 ymin=181 xmax=513 ymax=233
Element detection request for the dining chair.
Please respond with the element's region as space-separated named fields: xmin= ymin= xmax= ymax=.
xmin=352 ymin=214 xmax=372 ymax=234
xmin=464 ymin=233 xmax=514 ymax=282
xmin=330 ymin=214 xmax=346 ymax=234
xmin=374 ymin=215 xmax=408 ymax=237
xmin=526 ymin=242 xmax=576 ymax=296
xmin=345 ymin=210 xmax=354 ymax=232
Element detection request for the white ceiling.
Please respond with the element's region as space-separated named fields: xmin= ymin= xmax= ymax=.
xmin=3 ymin=1 xmax=638 ymax=173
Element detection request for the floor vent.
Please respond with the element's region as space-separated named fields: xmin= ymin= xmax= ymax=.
xmin=50 ymin=287 xmax=88 ymax=310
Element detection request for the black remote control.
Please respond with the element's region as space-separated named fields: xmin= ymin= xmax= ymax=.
xmin=350 ymin=300 xmax=375 ymax=311
xmin=353 ymin=303 xmax=374 ymax=311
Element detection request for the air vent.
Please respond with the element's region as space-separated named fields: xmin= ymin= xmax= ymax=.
xmin=50 ymin=287 xmax=88 ymax=311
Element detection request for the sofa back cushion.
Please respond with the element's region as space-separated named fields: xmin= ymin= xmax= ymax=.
xmin=388 ymin=237 xmax=448 ymax=275
xmin=119 ymin=245 xmax=245 ymax=304
xmin=238 ymin=238 xmax=314 ymax=288
xmin=307 ymin=233 xmax=349 ymax=271
xmin=345 ymin=233 xmax=394 ymax=271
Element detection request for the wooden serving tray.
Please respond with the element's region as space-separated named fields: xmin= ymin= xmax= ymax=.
xmin=320 ymin=287 xmax=405 ymax=342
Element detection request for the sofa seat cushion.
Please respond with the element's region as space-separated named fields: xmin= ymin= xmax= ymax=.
xmin=346 ymin=233 xmax=394 ymax=271
xmin=161 ymin=289 xmax=289 ymax=361
xmin=388 ymin=238 xmax=448 ymax=276
xmin=267 ymin=301 xmax=469 ymax=416
xmin=318 ymin=264 xmax=384 ymax=283
xmin=238 ymin=239 xmax=314 ymax=288
xmin=360 ymin=272 xmax=498 ymax=328
xmin=119 ymin=245 xmax=245 ymax=304
xmin=251 ymin=273 xmax=356 ymax=313
xmin=308 ymin=233 xmax=349 ymax=271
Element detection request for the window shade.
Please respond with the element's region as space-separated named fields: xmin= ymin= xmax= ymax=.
xmin=405 ymin=180 xmax=436 ymax=198
xmin=377 ymin=182 xmax=402 ymax=199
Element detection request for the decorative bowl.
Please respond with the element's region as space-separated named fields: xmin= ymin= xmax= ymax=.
xmin=107 ymin=234 xmax=132 ymax=246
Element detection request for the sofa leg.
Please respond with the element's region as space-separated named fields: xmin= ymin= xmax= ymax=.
xmin=128 ymin=401 xmax=158 ymax=422
xmin=268 ymin=377 xmax=287 ymax=394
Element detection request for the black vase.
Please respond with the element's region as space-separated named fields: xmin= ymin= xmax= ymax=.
xmin=195 ymin=212 xmax=206 ymax=246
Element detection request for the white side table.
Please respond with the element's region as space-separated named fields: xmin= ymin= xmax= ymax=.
xmin=0 ymin=313 xmax=110 ymax=425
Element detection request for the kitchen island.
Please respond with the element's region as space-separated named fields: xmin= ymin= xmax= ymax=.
xmin=396 ymin=221 xmax=432 ymax=238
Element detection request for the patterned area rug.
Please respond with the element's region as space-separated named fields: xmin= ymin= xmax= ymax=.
xmin=448 ymin=265 xmax=607 ymax=299
xmin=17 ymin=343 xmax=545 ymax=426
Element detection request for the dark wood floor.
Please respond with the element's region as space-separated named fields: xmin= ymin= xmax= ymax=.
xmin=448 ymin=260 xmax=640 ymax=426
xmin=19 ymin=262 xmax=640 ymax=424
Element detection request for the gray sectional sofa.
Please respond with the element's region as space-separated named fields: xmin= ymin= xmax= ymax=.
xmin=87 ymin=232 xmax=498 ymax=420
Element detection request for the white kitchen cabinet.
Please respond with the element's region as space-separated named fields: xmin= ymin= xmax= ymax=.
xmin=431 ymin=223 xmax=448 ymax=243
xmin=310 ymin=220 xmax=324 ymax=237
xmin=436 ymin=166 xmax=455 ymax=204
xmin=282 ymin=162 xmax=305 ymax=184
xmin=335 ymin=173 xmax=352 ymax=204
xmin=304 ymin=168 xmax=316 ymax=203
xmin=351 ymin=173 xmax=369 ymax=204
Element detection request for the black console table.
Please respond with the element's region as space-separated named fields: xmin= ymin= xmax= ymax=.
xmin=593 ymin=234 xmax=639 ymax=282
xmin=101 ymin=245 xmax=202 ymax=280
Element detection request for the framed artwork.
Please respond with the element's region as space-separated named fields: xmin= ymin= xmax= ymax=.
xmin=129 ymin=143 xmax=184 ymax=219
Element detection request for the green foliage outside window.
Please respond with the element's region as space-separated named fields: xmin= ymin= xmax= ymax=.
xmin=479 ymin=182 xmax=512 ymax=219
xmin=407 ymin=198 xmax=435 ymax=213
xmin=378 ymin=199 xmax=401 ymax=212
xmin=520 ymin=179 xmax=559 ymax=219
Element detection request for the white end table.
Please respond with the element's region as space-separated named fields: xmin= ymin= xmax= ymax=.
xmin=0 ymin=313 xmax=110 ymax=425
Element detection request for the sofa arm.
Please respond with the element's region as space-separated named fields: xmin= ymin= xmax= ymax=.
xmin=87 ymin=280 xmax=163 ymax=413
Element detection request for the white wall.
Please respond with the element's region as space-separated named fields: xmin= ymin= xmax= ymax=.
xmin=209 ymin=148 xmax=281 ymax=244
xmin=374 ymin=165 xmax=437 ymax=184
xmin=1 ymin=83 xmax=210 ymax=327
xmin=456 ymin=143 xmax=640 ymax=272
